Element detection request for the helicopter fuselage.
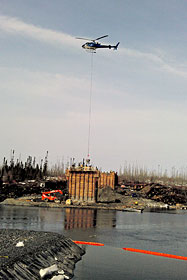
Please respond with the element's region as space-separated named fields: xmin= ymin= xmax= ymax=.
xmin=77 ymin=35 xmax=119 ymax=52
xmin=82 ymin=42 xmax=119 ymax=51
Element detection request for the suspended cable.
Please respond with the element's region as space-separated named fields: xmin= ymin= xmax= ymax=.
xmin=87 ymin=51 xmax=94 ymax=159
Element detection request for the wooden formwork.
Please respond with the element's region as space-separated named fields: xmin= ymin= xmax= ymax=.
xmin=66 ymin=168 xmax=118 ymax=202
xmin=98 ymin=171 xmax=117 ymax=189
xmin=66 ymin=169 xmax=99 ymax=202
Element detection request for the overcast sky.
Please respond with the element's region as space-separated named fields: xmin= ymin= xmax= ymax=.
xmin=0 ymin=0 xmax=187 ymax=172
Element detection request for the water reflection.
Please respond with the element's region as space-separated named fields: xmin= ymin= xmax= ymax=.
xmin=0 ymin=206 xmax=65 ymax=233
xmin=96 ymin=210 xmax=116 ymax=228
xmin=145 ymin=207 xmax=178 ymax=214
xmin=65 ymin=209 xmax=97 ymax=229
xmin=0 ymin=206 xmax=117 ymax=231
xmin=64 ymin=208 xmax=117 ymax=230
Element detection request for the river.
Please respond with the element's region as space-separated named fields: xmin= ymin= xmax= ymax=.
xmin=0 ymin=205 xmax=187 ymax=279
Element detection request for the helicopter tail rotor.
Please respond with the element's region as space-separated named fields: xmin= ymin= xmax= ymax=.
xmin=114 ymin=42 xmax=120 ymax=50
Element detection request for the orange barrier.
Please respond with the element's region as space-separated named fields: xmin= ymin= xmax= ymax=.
xmin=73 ymin=241 xmax=104 ymax=246
xmin=123 ymin=248 xmax=187 ymax=261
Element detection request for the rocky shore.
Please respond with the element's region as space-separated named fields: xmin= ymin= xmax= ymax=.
xmin=0 ymin=229 xmax=85 ymax=280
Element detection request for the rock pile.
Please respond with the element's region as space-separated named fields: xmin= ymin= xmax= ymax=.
xmin=0 ymin=229 xmax=85 ymax=279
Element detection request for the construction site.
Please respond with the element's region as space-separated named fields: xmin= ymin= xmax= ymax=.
xmin=66 ymin=159 xmax=117 ymax=203
xmin=1 ymin=155 xmax=187 ymax=211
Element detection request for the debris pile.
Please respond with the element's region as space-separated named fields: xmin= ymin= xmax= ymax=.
xmin=117 ymin=180 xmax=187 ymax=205
xmin=140 ymin=184 xmax=187 ymax=205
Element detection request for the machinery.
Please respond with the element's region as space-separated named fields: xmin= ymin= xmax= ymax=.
xmin=42 ymin=190 xmax=63 ymax=202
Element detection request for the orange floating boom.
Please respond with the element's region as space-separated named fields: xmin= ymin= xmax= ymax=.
xmin=123 ymin=248 xmax=187 ymax=261
xmin=73 ymin=241 xmax=104 ymax=246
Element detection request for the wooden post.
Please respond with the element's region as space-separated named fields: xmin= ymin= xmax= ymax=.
xmin=80 ymin=173 xmax=85 ymax=201
xmin=71 ymin=172 xmax=76 ymax=200
xmin=84 ymin=172 xmax=89 ymax=201
xmin=76 ymin=173 xmax=81 ymax=200
xmin=88 ymin=173 xmax=93 ymax=201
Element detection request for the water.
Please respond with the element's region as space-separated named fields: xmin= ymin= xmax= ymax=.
xmin=0 ymin=205 xmax=187 ymax=279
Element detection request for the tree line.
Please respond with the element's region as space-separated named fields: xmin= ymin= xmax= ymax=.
xmin=0 ymin=151 xmax=48 ymax=183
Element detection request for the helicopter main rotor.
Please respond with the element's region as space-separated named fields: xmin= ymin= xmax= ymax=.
xmin=76 ymin=35 xmax=108 ymax=42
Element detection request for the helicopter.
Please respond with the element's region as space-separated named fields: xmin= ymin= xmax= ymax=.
xmin=76 ymin=35 xmax=120 ymax=52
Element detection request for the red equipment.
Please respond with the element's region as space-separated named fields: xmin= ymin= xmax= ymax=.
xmin=42 ymin=190 xmax=63 ymax=202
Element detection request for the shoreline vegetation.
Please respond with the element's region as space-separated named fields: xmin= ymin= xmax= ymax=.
xmin=0 ymin=153 xmax=187 ymax=211
xmin=2 ymin=151 xmax=187 ymax=186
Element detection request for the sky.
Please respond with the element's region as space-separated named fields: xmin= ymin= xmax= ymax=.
xmin=0 ymin=0 xmax=187 ymax=172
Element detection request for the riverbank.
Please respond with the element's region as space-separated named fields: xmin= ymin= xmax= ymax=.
xmin=0 ymin=229 xmax=85 ymax=279
xmin=1 ymin=195 xmax=182 ymax=211
xmin=1 ymin=178 xmax=187 ymax=211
